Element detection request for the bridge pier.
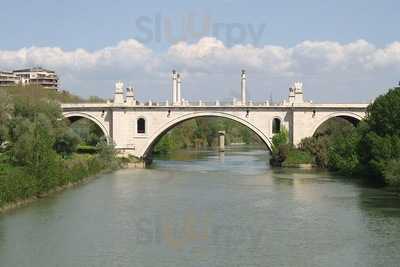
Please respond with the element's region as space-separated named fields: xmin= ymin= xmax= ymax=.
xmin=218 ymin=131 xmax=226 ymax=152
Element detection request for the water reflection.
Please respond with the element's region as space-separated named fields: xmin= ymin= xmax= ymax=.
xmin=0 ymin=146 xmax=400 ymax=267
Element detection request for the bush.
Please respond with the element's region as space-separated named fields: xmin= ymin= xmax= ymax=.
xmin=383 ymin=159 xmax=400 ymax=186
xmin=271 ymin=128 xmax=289 ymax=151
xmin=283 ymin=149 xmax=314 ymax=166
xmin=0 ymin=168 xmax=38 ymax=206
xmin=76 ymin=145 xmax=99 ymax=154
xmin=327 ymin=127 xmax=361 ymax=175
xmin=299 ymin=135 xmax=330 ymax=168
xmin=0 ymin=86 xmax=122 ymax=208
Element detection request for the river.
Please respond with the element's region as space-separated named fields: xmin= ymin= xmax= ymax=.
xmin=1 ymin=146 xmax=400 ymax=267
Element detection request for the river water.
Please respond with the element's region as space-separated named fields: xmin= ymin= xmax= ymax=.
xmin=1 ymin=146 xmax=400 ymax=267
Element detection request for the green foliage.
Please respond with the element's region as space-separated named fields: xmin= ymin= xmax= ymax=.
xmin=153 ymin=117 xmax=263 ymax=154
xmin=299 ymin=87 xmax=400 ymax=187
xmin=299 ymin=136 xmax=329 ymax=168
xmin=0 ymin=86 xmax=119 ymax=208
xmin=70 ymin=118 xmax=105 ymax=146
xmin=282 ymin=149 xmax=314 ymax=167
xmin=271 ymin=127 xmax=289 ymax=151
xmin=269 ymin=127 xmax=290 ymax=166
xmin=356 ymin=88 xmax=400 ymax=185
xmin=54 ymin=128 xmax=81 ymax=156
xmin=96 ymin=141 xmax=120 ymax=170
xmin=327 ymin=127 xmax=362 ymax=175
xmin=383 ymin=159 xmax=400 ymax=187
xmin=76 ymin=145 xmax=99 ymax=154
xmin=362 ymin=132 xmax=400 ymax=180
xmin=0 ymin=167 xmax=38 ymax=205
xmin=366 ymin=87 xmax=400 ymax=136
xmin=28 ymin=116 xmax=61 ymax=192
xmin=299 ymin=118 xmax=356 ymax=169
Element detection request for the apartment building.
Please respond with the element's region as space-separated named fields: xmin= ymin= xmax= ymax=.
xmin=0 ymin=67 xmax=59 ymax=90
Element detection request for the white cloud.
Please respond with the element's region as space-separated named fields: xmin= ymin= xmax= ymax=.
xmin=0 ymin=39 xmax=155 ymax=72
xmin=0 ymin=37 xmax=399 ymax=102
xmin=166 ymin=37 xmax=292 ymax=74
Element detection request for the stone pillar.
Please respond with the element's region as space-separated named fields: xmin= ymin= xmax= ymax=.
xmin=114 ymin=81 xmax=124 ymax=104
xmin=293 ymin=82 xmax=304 ymax=104
xmin=218 ymin=131 xmax=225 ymax=152
xmin=126 ymin=86 xmax=136 ymax=106
xmin=177 ymin=73 xmax=182 ymax=105
xmin=172 ymin=70 xmax=177 ymax=105
xmin=241 ymin=70 xmax=246 ymax=105
xmin=288 ymin=87 xmax=295 ymax=104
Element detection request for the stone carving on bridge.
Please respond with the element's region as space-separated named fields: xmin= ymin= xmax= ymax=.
xmin=115 ymin=81 xmax=124 ymax=92
xmin=289 ymin=81 xmax=305 ymax=104
xmin=293 ymin=82 xmax=303 ymax=92
xmin=114 ymin=81 xmax=125 ymax=104
xmin=126 ymin=86 xmax=136 ymax=106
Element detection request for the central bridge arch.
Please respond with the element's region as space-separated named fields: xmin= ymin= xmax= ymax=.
xmin=140 ymin=111 xmax=273 ymax=158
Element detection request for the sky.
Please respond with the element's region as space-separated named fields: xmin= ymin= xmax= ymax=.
xmin=1 ymin=0 xmax=399 ymax=103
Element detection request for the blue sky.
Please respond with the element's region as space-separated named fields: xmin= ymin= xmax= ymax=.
xmin=1 ymin=0 xmax=400 ymax=102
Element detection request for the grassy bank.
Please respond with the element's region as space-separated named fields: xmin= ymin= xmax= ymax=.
xmin=0 ymin=153 xmax=121 ymax=211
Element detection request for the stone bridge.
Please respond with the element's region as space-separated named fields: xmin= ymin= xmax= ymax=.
xmin=61 ymin=71 xmax=367 ymax=159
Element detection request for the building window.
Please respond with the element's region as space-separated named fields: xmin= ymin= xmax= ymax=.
xmin=137 ymin=118 xmax=146 ymax=134
xmin=272 ymin=118 xmax=281 ymax=134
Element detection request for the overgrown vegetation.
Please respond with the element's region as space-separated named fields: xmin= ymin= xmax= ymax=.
xmin=154 ymin=117 xmax=263 ymax=154
xmin=0 ymin=86 xmax=119 ymax=208
xmin=272 ymin=86 xmax=400 ymax=187
xmin=270 ymin=127 xmax=314 ymax=167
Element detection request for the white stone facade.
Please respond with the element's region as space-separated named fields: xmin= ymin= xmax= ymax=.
xmin=61 ymin=77 xmax=367 ymax=159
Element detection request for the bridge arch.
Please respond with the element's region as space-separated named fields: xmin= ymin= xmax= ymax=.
xmin=140 ymin=111 xmax=273 ymax=158
xmin=63 ymin=112 xmax=110 ymax=143
xmin=311 ymin=112 xmax=363 ymax=137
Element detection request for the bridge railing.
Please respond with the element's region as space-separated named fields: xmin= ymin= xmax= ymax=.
xmin=140 ymin=100 xmax=279 ymax=107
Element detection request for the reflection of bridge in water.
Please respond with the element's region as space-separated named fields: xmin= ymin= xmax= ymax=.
xmin=62 ymin=70 xmax=367 ymax=159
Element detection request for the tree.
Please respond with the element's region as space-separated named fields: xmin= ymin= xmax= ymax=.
xmin=270 ymin=127 xmax=289 ymax=166
xmin=28 ymin=115 xmax=61 ymax=192
xmin=271 ymin=127 xmax=288 ymax=152
xmin=328 ymin=127 xmax=361 ymax=175
xmin=366 ymin=87 xmax=400 ymax=136
xmin=359 ymin=87 xmax=400 ymax=184
xmin=383 ymin=159 xmax=400 ymax=186
xmin=299 ymin=118 xmax=356 ymax=168
xmin=54 ymin=128 xmax=81 ymax=157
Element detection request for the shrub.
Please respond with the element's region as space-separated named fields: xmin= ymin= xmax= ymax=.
xmin=271 ymin=127 xmax=289 ymax=152
xmin=76 ymin=145 xmax=99 ymax=154
xmin=328 ymin=127 xmax=361 ymax=175
xmin=283 ymin=149 xmax=314 ymax=166
xmin=383 ymin=159 xmax=400 ymax=186
xmin=299 ymin=135 xmax=329 ymax=168
xmin=0 ymin=168 xmax=38 ymax=206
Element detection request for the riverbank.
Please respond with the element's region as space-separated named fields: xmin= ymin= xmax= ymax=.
xmin=0 ymin=153 xmax=122 ymax=214
xmin=0 ymin=168 xmax=114 ymax=214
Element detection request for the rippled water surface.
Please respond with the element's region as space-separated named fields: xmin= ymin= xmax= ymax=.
xmin=1 ymin=146 xmax=400 ymax=267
